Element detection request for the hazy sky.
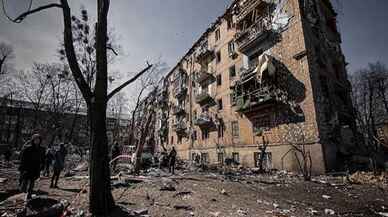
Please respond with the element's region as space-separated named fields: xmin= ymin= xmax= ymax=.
xmin=0 ymin=0 xmax=387 ymax=82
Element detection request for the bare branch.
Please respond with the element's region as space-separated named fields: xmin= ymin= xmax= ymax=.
xmin=60 ymin=0 xmax=92 ymax=103
xmin=2 ymin=1 xmax=63 ymax=23
xmin=107 ymin=63 xmax=153 ymax=100
xmin=107 ymin=46 xmax=118 ymax=56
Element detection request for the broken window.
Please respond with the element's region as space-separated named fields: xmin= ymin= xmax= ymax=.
xmin=232 ymin=152 xmax=240 ymax=164
xmin=248 ymin=51 xmax=261 ymax=68
xmin=229 ymin=65 xmax=236 ymax=78
xmin=201 ymin=153 xmax=209 ymax=164
xmin=226 ymin=15 xmax=233 ymax=30
xmin=202 ymin=129 xmax=209 ymax=140
xmin=253 ymin=115 xmax=271 ymax=133
xmin=215 ymin=29 xmax=221 ymax=41
xmin=193 ymin=130 xmax=197 ymax=141
xmin=232 ymin=121 xmax=239 ymax=138
xmin=217 ymin=74 xmax=222 ymax=86
xmin=228 ymin=41 xmax=236 ymax=56
xmin=217 ymin=98 xmax=223 ymax=110
xmin=218 ymin=152 xmax=224 ymax=164
xmin=218 ymin=120 xmax=225 ymax=138
xmin=216 ymin=51 xmax=221 ymax=64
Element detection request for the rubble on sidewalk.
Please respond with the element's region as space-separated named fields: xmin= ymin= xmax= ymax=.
xmin=349 ymin=171 xmax=388 ymax=185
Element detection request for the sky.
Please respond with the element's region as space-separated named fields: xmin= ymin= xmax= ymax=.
xmin=0 ymin=0 xmax=387 ymax=87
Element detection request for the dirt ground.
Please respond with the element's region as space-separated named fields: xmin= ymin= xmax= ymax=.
xmin=0 ymin=162 xmax=387 ymax=217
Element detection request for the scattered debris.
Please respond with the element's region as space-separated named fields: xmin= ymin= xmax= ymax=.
xmin=173 ymin=191 xmax=192 ymax=198
xmin=378 ymin=212 xmax=388 ymax=217
xmin=209 ymin=211 xmax=220 ymax=216
xmin=220 ymin=189 xmax=228 ymax=195
xmin=133 ymin=208 xmax=148 ymax=215
xmin=160 ymin=184 xmax=176 ymax=191
xmin=173 ymin=204 xmax=193 ymax=211
xmin=308 ymin=208 xmax=319 ymax=215
xmin=324 ymin=208 xmax=335 ymax=215
xmin=349 ymin=172 xmax=388 ymax=185
xmin=237 ymin=209 xmax=248 ymax=216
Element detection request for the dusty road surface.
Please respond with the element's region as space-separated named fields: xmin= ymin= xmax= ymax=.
xmin=0 ymin=162 xmax=387 ymax=217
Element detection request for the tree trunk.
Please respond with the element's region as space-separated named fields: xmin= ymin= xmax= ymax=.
xmin=88 ymin=102 xmax=115 ymax=216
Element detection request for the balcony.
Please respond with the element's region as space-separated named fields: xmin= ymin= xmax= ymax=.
xmin=159 ymin=125 xmax=168 ymax=137
xmin=195 ymin=92 xmax=216 ymax=107
xmin=195 ymin=41 xmax=215 ymax=64
xmin=194 ymin=113 xmax=215 ymax=129
xmin=234 ymin=85 xmax=287 ymax=113
xmin=172 ymin=105 xmax=186 ymax=116
xmin=173 ymin=121 xmax=187 ymax=135
xmin=196 ymin=70 xmax=215 ymax=84
xmin=174 ymin=86 xmax=187 ymax=99
xmin=234 ymin=18 xmax=271 ymax=54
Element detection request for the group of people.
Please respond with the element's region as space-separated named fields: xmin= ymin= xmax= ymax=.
xmin=18 ymin=134 xmax=67 ymax=200
xmin=17 ymin=134 xmax=179 ymax=200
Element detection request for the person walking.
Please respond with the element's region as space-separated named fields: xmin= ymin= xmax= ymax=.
xmin=111 ymin=141 xmax=121 ymax=171
xmin=19 ymin=134 xmax=45 ymax=200
xmin=43 ymin=144 xmax=54 ymax=177
xmin=168 ymin=147 xmax=177 ymax=175
xmin=50 ymin=143 xmax=67 ymax=188
xmin=3 ymin=146 xmax=12 ymax=167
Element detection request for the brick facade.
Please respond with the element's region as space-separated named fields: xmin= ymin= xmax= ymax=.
xmin=155 ymin=0 xmax=355 ymax=174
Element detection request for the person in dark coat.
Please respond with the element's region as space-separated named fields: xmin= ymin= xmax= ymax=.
xmin=111 ymin=142 xmax=121 ymax=171
xmin=43 ymin=144 xmax=54 ymax=177
xmin=168 ymin=147 xmax=177 ymax=174
xmin=50 ymin=143 xmax=67 ymax=188
xmin=19 ymin=134 xmax=45 ymax=200
xmin=3 ymin=146 xmax=12 ymax=166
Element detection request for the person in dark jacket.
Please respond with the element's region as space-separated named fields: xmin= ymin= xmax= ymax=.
xmin=19 ymin=134 xmax=45 ymax=200
xmin=168 ymin=147 xmax=177 ymax=174
xmin=43 ymin=144 xmax=54 ymax=177
xmin=111 ymin=142 xmax=121 ymax=171
xmin=50 ymin=143 xmax=67 ymax=188
xmin=3 ymin=146 xmax=12 ymax=166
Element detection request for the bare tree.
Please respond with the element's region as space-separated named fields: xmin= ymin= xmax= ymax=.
xmin=44 ymin=65 xmax=76 ymax=144
xmin=257 ymin=135 xmax=269 ymax=173
xmin=14 ymin=63 xmax=53 ymax=131
xmin=2 ymin=1 xmax=153 ymax=215
xmin=281 ymin=123 xmax=313 ymax=181
xmin=133 ymin=88 xmax=158 ymax=174
xmin=349 ymin=62 xmax=388 ymax=173
xmin=0 ymin=42 xmax=14 ymax=76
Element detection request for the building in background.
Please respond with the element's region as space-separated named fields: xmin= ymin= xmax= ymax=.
xmin=154 ymin=0 xmax=357 ymax=173
xmin=0 ymin=98 xmax=129 ymax=149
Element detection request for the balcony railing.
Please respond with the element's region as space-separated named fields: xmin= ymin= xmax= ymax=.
xmin=173 ymin=121 xmax=187 ymax=134
xmin=234 ymin=18 xmax=271 ymax=53
xmin=196 ymin=70 xmax=215 ymax=84
xmin=172 ymin=105 xmax=186 ymax=116
xmin=195 ymin=92 xmax=216 ymax=107
xmin=234 ymin=85 xmax=287 ymax=113
xmin=174 ymin=86 xmax=187 ymax=98
xmin=196 ymin=41 xmax=215 ymax=64
xmin=193 ymin=113 xmax=215 ymax=128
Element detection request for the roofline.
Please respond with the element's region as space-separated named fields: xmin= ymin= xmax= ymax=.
xmin=164 ymin=0 xmax=239 ymax=80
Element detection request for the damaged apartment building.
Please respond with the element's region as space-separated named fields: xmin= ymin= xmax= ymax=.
xmin=154 ymin=0 xmax=357 ymax=173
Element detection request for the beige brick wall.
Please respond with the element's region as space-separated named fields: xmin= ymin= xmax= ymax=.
xmin=162 ymin=0 xmax=348 ymax=174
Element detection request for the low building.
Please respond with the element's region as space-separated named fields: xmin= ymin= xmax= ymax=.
xmin=154 ymin=0 xmax=357 ymax=174
xmin=0 ymin=98 xmax=129 ymax=149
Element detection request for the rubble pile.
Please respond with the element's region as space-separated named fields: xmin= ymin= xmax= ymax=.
xmin=349 ymin=171 xmax=388 ymax=185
